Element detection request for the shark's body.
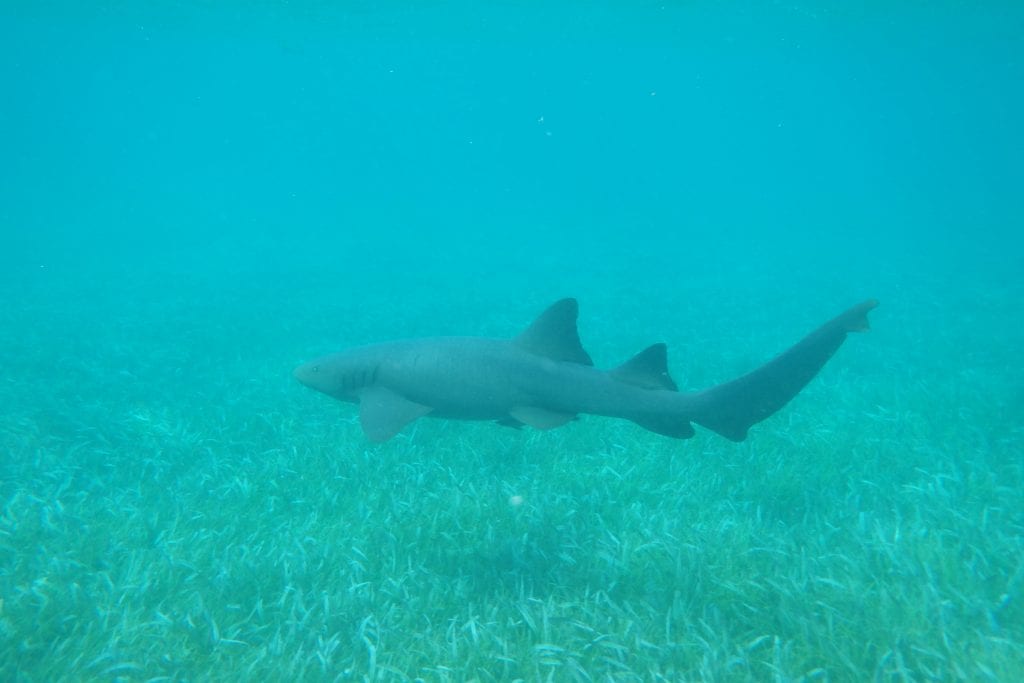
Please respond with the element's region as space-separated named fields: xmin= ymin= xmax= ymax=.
xmin=295 ymin=298 xmax=877 ymax=443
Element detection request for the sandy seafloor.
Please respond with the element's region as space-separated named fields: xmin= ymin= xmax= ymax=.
xmin=2 ymin=2 xmax=1022 ymax=681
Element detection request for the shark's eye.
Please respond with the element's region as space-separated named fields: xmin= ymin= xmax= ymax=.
xmin=311 ymin=365 xmax=320 ymax=373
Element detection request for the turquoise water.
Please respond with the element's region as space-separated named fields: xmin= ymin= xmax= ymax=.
xmin=2 ymin=3 xmax=1022 ymax=680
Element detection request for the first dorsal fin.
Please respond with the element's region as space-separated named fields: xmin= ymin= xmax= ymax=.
xmin=514 ymin=298 xmax=594 ymax=365
xmin=610 ymin=343 xmax=678 ymax=391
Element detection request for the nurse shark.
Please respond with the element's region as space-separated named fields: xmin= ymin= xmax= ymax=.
xmin=295 ymin=298 xmax=877 ymax=443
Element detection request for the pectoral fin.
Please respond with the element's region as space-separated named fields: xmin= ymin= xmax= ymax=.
xmin=358 ymin=387 xmax=432 ymax=442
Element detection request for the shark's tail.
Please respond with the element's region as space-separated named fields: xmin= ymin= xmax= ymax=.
xmin=686 ymin=299 xmax=878 ymax=441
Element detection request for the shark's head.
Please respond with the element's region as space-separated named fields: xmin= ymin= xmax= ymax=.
xmin=293 ymin=350 xmax=376 ymax=402
xmin=293 ymin=359 xmax=326 ymax=389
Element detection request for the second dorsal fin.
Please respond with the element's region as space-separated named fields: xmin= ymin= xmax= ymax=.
xmin=610 ymin=343 xmax=678 ymax=391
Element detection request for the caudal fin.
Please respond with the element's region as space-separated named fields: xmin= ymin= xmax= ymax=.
xmin=687 ymin=300 xmax=878 ymax=441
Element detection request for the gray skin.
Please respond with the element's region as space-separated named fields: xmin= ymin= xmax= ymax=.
xmin=294 ymin=298 xmax=878 ymax=443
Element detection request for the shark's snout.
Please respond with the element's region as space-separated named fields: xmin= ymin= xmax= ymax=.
xmin=294 ymin=353 xmax=366 ymax=402
xmin=293 ymin=361 xmax=319 ymax=388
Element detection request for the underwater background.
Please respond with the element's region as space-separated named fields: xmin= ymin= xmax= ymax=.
xmin=2 ymin=2 xmax=1022 ymax=680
